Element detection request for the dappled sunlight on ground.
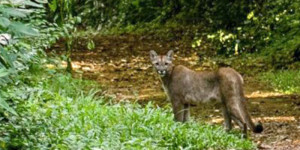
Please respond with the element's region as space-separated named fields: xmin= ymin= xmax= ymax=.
xmin=246 ymin=91 xmax=289 ymax=99
xmin=211 ymin=116 xmax=298 ymax=124
xmin=49 ymin=34 xmax=300 ymax=149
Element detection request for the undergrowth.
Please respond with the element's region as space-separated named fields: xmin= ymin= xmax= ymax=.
xmin=0 ymin=66 xmax=255 ymax=150
xmin=259 ymin=70 xmax=300 ymax=94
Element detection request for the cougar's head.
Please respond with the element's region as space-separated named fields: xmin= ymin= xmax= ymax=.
xmin=149 ymin=50 xmax=174 ymax=77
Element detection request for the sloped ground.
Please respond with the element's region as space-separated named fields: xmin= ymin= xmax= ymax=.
xmin=49 ymin=34 xmax=300 ymax=149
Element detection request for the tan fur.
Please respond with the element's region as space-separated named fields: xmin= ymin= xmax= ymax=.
xmin=150 ymin=50 xmax=263 ymax=136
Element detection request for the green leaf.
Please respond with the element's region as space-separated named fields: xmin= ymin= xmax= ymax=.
xmin=8 ymin=22 xmax=39 ymax=36
xmin=48 ymin=0 xmax=57 ymax=12
xmin=24 ymin=1 xmax=44 ymax=8
xmin=17 ymin=8 xmax=35 ymax=14
xmin=0 ymin=17 xmax=11 ymax=28
xmin=0 ymin=68 xmax=9 ymax=78
xmin=35 ymin=0 xmax=49 ymax=4
xmin=0 ymin=47 xmax=12 ymax=68
xmin=87 ymin=40 xmax=95 ymax=50
xmin=0 ymin=96 xmax=17 ymax=115
xmin=1 ymin=8 xmax=28 ymax=18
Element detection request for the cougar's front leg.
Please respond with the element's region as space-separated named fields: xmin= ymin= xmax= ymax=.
xmin=171 ymin=98 xmax=185 ymax=122
xmin=183 ymin=104 xmax=190 ymax=122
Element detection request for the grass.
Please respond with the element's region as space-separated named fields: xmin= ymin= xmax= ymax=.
xmin=259 ymin=70 xmax=300 ymax=94
xmin=0 ymin=66 xmax=255 ymax=150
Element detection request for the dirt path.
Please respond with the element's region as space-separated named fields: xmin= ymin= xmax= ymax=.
xmin=50 ymin=35 xmax=300 ymax=149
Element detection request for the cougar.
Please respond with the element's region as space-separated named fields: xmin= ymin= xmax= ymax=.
xmin=150 ymin=50 xmax=263 ymax=136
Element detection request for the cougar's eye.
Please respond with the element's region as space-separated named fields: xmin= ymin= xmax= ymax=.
xmin=165 ymin=62 xmax=169 ymax=65
xmin=155 ymin=62 xmax=159 ymax=65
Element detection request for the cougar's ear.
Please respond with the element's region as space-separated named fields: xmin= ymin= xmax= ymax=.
xmin=150 ymin=50 xmax=158 ymax=62
xmin=166 ymin=50 xmax=174 ymax=61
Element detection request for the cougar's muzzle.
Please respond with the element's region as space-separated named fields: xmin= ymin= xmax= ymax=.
xmin=157 ymin=70 xmax=167 ymax=76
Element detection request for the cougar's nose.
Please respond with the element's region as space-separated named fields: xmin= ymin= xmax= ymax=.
xmin=158 ymin=70 xmax=166 ymax=76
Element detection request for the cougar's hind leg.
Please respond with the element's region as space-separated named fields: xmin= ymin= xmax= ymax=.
xmin=242 ymin=123 xmax=247 ymax=138
xmin=231 ymin=112 xmax=248 ymax=138
xmin=231 ymin=115 xmax=244 ymax=128
xmin=221 ymin=104 xmax=232 ymax=132
xmin=183 ymin=104 xmax=190 ymax=123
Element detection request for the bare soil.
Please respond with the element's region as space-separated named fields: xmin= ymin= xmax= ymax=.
xmin=49 ymin=34 xmax=300 ymax=150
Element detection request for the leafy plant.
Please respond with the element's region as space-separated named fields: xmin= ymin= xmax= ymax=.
xmin=0 ymin=0 xmax=43 ymax=114
xmin=259 ymin=70 xmax=300 ymax=94
xmin=0 ymin=67 xmax=255 ymax=149
xmin=48 ymin=0 xmax=83 ymax=72
xmin=0 ymin=0 xmax=62 ymax=115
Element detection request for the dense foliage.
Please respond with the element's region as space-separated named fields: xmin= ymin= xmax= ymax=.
xmin=39 ymin=0 xmax=300 ymax=70
xmin=0 ymin=0 xmax=62 ymax=114
xmin=69 ymin=0 xmax=300 ymax=68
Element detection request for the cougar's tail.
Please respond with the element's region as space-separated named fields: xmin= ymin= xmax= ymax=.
xmin=253 ymin=121 xmax=263 ymax=133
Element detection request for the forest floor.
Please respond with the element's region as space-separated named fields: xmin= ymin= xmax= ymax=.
xmin=49 ymin=34 xmax=300 ymax=150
